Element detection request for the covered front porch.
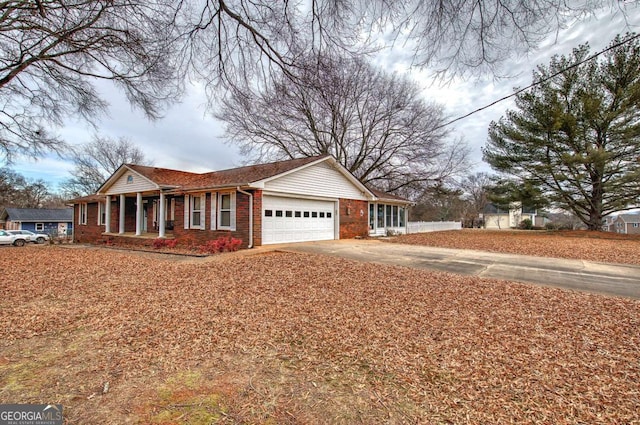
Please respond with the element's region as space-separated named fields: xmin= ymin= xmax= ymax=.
xmin=101 ymin=191 xmax=176 ymax=239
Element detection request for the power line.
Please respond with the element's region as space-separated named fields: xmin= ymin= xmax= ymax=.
xmin=434 ymin=32 xmax=640 ymax=131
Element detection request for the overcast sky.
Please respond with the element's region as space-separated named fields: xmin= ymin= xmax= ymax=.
xmin=8 ymin=4 xmax=640 ymax=189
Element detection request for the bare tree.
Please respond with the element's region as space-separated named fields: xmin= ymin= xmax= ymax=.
xmin=457 ymin=172 xmax=492 ymax=226
xmin=180 ymin=0 xmax=613 ymax=89
xmin=410 ymin=185 xmax=466 ymax=222
xmin=1 ymin=0 xmax=619 ymax=163
xmin=0 ymin=168 xmax=49 ymax=207
xmin=216 ymin=54 xmax=469 ymax=193
xmin=1 ymin=0 xmax=182 ymax=162
xmin=61 ymin=135 xmax=151 ymax=197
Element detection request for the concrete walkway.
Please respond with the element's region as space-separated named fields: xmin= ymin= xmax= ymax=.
xmin=282 ymin=239 xmax=640 ymax=299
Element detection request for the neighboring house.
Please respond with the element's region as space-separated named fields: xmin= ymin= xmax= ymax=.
xmin=612 ymin=214 xmax=640 ymax=235
xmin=0 ymin=207 xmax=73 ymax=237
xmin=69 ymin=155 xmax=412 ymax=248
xmin=482 ymin=202 xmax=547 ymax=229
xmin=603 ymin=215 xmax=617 ymax=232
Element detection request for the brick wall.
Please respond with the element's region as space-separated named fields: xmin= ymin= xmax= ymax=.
xmin=339 ymin=198 xmax=368 ymax=239
xmin=171 ymin=191 xmax=255 ymax=249
xmin=74 ymin=191 xmax=368 ymax=247
xmin=73 ymin=202 xmax=103 ymax=243
xmin=252 ymin=190 xmax=263 ymax=247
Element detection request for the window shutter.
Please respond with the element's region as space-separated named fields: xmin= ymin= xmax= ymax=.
xmin=230 ymin=191 xmax=236 ymax=231
xmin=183 ymin=194 xmax=190 ymax=229
xmin=200 ymin=194 xmax=206 ymax=230
xmin=97 ymin=203 xmax=101 ymax=225
xmin=78 ymin=204 xmax=82 ymax=224
xmin=210 ymin=192 xmax=217 ymax=230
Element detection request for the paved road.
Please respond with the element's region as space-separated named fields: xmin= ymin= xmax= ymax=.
xmin=282 ymin=239 xmax=640 ymax=299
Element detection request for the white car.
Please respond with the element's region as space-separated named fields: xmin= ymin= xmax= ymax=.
xmin=7 ymin=230 xmax=50 ymax=244
xmin=0 ymin=230 xmax=27 ymax=246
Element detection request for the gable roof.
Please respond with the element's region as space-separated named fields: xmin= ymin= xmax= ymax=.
xmin=1 ymin=208 xmax=73 ymax=222
xmin=617 ymin=214 xmax=640 ymax=223
xmin=88 ymin=155 xmax=411 ymax=204
xmin=483 ymin=203 xmax=509 ymax=214
xmin=130 ymin=155 xmax=329 ymax=192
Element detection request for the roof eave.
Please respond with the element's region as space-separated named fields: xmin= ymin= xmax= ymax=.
xmin=167 ymin=183 xmax=254 ymax=194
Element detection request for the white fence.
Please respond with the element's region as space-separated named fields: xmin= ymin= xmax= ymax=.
xmin=406 ymin=221 xmax=462 ymax=234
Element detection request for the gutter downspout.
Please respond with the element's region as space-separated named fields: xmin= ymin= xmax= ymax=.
xmin=236 ymin=187 xmax=253 ymax=248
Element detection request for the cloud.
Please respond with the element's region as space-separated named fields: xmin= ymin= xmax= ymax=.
xmin=8 ymin=5 xmax=639 ymax=189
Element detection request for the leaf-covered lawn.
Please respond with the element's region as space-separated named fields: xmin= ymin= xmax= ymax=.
xmin=390 ymin=229 xmax=640 ymax=265
xmin=1 ymin=245 xmax=639 ymax=424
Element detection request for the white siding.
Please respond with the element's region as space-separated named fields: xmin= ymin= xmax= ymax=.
xmin=264 ymin=162 xmax=368 ymax=200
xmin=105 ymin=171 xmax=157 ymax=195
xmin=484 ymin=214 xmax=510 ymax=229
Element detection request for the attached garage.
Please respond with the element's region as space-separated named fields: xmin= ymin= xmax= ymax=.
xmin=262 ymin=195 xmax=336 ymax=244
xmin=75 ymin=155 xmax=411 ymax=249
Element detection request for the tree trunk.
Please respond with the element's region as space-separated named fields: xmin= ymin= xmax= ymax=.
xmin=587 ymin=180 xmax=604 ymax=231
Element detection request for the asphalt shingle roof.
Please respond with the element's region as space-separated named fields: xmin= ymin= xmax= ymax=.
xmin=3 ymin=208 xmax=73 ymax=222
xmin=618 ymin=214 xmax=640 ymax=223
xmin=127 ymin=155 xmax=327 ymax=190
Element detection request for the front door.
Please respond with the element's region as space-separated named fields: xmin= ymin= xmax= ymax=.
xmin=143 ymin=206 xmax=148 ymax=233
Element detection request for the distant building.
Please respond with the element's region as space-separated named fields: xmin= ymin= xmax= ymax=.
xmin=0 ymin=207 xmax=73 ymax=237
xmin=612 ymin=214 xmax=640 ymax=235
xmin=482 ymin=202 xmax=547 ymax=229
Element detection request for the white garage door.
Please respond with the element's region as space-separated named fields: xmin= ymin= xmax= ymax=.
xmin=262 ymin=196 xmax=336 ymax=244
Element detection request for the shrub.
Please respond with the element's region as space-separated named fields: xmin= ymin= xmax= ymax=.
xmin=152 ymin=238 xmax=179 ymax=249
xmin=152 ymin=238 xmax=167 ymax=249
xmin=199 ymin=236 xmax=243 ymax=254
xmin=518 ymin=218 xmax=533 ymax=230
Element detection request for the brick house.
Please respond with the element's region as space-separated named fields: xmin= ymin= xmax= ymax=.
xmin=70 ymin=155 xmax=411 ymax=248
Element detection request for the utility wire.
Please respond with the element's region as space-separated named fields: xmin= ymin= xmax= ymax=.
xmin=433 ymin=32 xmax=640 ymax=131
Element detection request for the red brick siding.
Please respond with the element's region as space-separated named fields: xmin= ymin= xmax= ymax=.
xmin=339 ymin=198 xmax=368 ymax=239
xmin=252 ymin=190 xmax=263 ymax=247
xmin=171 ymin=191 xmax=255 ymax=249
xmin=74 ymin=191 xmax=366 ymax=247
xmin=73 ymin=202 xmax=103 ymax=243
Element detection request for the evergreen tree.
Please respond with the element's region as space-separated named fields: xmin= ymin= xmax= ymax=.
xmin=483 ymin=34 xmax=640 ymax=230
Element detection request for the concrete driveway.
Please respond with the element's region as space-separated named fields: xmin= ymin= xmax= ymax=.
xmin=282 ymin=239 xmax=640 ymax=299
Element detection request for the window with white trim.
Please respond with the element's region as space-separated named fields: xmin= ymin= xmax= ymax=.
xmin=191 ymin=194 xmax=203 ymax=228
xmin=79 ymin=203 xmax=87 ymax=225
xmin=218 ymin=192 xmax=235 ymax=230
xmin=98 ymin=202 xmax=106 ymax=225
xmin=35 ymin=223 xmax=44 ymax=231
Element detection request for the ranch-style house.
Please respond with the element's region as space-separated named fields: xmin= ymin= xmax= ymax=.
xmin=70 ymin=155 xmax=411 ymax=248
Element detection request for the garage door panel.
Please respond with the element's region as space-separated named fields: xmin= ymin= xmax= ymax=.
xmin=263 ymin=196 xmax=335 ymax=244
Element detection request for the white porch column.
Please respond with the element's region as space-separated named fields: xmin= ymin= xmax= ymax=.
xmin=135 ymin=192 xmax=143 ymax=236
xmin=119 ymin=194 xmax=126 ymax=234
xmin=105 ymin=195 xmax=111 ymax=233
xmin=158 ymin=192 xmax=166 ymax=238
